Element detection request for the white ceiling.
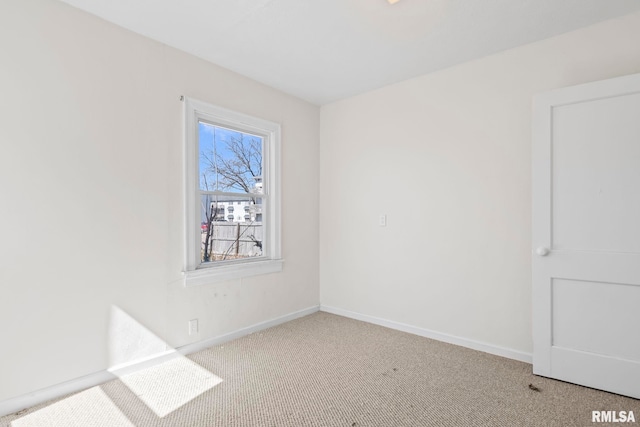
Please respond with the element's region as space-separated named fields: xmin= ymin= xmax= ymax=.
xmin=58 ymin=0 xmax=640 ymax=105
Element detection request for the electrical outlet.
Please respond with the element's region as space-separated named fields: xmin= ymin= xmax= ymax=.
xmin=188 ymin=319 xmax=198 ymax=336
xmin=379 ymin=214 xmax=387 ymax=227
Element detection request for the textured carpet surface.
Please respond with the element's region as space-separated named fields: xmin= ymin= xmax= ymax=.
xmin=2 ymin=312 xmax=638 ymax=426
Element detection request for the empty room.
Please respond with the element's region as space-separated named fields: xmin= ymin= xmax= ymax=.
xmin=1 ymin=0 xmax=639 ymax=425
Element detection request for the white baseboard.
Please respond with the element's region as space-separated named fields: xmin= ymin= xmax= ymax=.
xmin=175 ymin=305 xmax=320 ymax=356
xmin=0 ymin=304 xmax=320 ymax=418
xmin=320 ymin=305 xmax=532 ymax=364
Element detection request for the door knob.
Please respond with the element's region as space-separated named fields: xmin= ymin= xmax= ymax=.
xmin=536 ymin=247 xmax=550 ymax=256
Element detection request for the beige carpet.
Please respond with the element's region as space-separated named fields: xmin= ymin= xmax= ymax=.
xmin=2 ymin=312 xmax=638 ymax=426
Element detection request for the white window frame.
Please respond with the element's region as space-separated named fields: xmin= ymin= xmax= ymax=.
xmin=183 ymin=98 xmax=282 ymax=286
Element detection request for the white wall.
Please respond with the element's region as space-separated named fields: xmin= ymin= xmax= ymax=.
xmin=0 ymin=0 xmax=319 ymax=402
xmin=319 ymin=11 xmax=640 ymax=356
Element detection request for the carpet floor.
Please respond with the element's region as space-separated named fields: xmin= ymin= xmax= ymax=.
xmin=1 ymin=312 xmax=638 ymax=426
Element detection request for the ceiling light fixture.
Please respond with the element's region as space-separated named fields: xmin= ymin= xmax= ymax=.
xmin=388 ymin=0 xmax=401 ymax=4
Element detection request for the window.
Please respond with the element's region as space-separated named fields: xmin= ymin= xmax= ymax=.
xmin=184 ymin=98 xmax=282 ymax=285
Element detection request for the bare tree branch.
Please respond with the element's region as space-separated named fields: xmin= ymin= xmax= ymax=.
xmin=201 ymin=134 xmax=262 ymax=193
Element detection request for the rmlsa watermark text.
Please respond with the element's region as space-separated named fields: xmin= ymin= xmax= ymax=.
xmin=592 ymin=411 xmax=636 ymax=423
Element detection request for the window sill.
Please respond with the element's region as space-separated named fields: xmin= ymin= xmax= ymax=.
xmin=183 ymin=258 xmax=283 ymax=287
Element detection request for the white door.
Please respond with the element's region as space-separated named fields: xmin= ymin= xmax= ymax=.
xmin=532 ymin=73 xmax=640 ymax=399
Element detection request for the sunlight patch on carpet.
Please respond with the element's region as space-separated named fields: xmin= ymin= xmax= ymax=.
xmin=108 ymin=305 xmax=223 ymax=418
xmin=11 ymin=387 xmax=134 ymax=427
xmin=118 ymin=356 xmax=223 ymax=418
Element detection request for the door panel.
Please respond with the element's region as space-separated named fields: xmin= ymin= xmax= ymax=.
xmin=532 ymin=73 xmax=640 ymax=399
xmin=552 ymin=278 xmax=640 ymax=360
xmin=552 ymin=93 xmax=640 ymax=253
